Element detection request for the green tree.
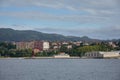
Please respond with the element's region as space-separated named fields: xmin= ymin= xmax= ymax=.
xmin=60 ymin=45 xmax=67 ymax=52
xmin=77 ymin=44 xmax=112 ymax=57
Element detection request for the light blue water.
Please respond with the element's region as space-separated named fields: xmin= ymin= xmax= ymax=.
xmin=0 ymin=59 xmax=120 ymax=80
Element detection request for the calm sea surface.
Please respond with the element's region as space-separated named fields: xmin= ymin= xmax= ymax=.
xmin=0 ymin=59 xmax=120 ymax=80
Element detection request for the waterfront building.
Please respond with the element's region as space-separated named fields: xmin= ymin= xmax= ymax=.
xmin=33 ymin=48 xmax=40 ymax=54
xmin=85 ymin=52 xmax=103 ymax=58
xmin=100 ymin=51 xmax=120 ymax=58
xmin=53 ymin=52 xmax=70 ymax=58
xmin=85 ymin=51 xmax=120 ymax=58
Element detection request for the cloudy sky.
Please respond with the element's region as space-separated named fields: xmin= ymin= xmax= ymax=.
xmin=0 ymin=0 xmax=120 ymax=39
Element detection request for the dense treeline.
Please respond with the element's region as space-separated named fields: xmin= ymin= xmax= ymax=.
xmin=58 ymin=44 xmax=113 ymax=57
xmin=0 ymin=42 xmax=32 ymax=57
xmin=77 ymin=44 xmax=112 ymax=56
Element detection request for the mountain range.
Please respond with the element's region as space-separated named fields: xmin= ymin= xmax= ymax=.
xmin=0 ymin=28 xmax=102 ymax=42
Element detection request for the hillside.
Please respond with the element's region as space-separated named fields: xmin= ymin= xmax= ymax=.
xmin=0 ymin=28 xmax=100 ymax=42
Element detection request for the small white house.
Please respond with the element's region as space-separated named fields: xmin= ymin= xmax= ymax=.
xmin=53 ymin=52 xmax=70 ymax=58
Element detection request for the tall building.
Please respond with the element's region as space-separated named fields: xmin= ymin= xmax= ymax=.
xmin=16 ymin=41 xmax=50 ymax=51
xmin=43 ymin=42 xmax=50 ymax=50
xmin=34 ymin=41 xmax=43 ymax=51
xmin=16 ymin=42 xmax=34 ymax=50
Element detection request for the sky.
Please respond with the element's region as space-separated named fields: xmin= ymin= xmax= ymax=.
xmin=0 ymin=0 xmax=120 ymax=40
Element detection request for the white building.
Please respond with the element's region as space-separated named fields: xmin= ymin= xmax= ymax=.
xmin=53 ymin=52 xmax=70 ymax=58
xmin=85 ymin=51 xmax=120 ymax=58
xmin=85 ymin=52 xmax=103 ymax=58
xmin=62 ymin=42 xmax=68 ymax=45
xmin=43 ymin=41 xmax=50 ymax=50
xmin=100 ymin=51 xmax=120 ymax=58
xmin=67 ymin=45 xmax=72 ymax=49
xmin=108 ymin=42 xmax=117 ymax=48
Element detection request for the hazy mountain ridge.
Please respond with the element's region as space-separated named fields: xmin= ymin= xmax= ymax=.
xmin=0 ymin=28 xmax=101 ymax=42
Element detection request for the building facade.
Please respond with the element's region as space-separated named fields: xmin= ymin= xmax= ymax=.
xmin=16 ymin=41 xmax=50 ymax=52
xmin=85 ymin=51 xmax=120 ymax=58
xmin=43 ymin=42 xmax=50 ymax=50
xmin=85 ymin=52 xmax=103 ymax=58
xmin=16 ymin=41 xmax=34 ymax=50
xmin=53 ymin=52 xmax=70 ymax=58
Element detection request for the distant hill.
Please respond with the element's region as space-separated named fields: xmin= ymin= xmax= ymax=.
xmin=0 ymin=28 xmax=101 ymax=42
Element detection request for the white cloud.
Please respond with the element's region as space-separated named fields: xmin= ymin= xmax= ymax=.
xmin=0 ymin=0 xmax=120 ymax=39
xmin=0 ymin=24 xmax=34 ymax=30
xmin=1 ymin=24 xmax=120 ymax=39
xmin=0 ymin=0 xmax=119 ymax=10
xmin=0 ymin=10 xmax=115 ymax=25
xmin=0 ymin=0 xmax=119 ymax=22
xmin=35 ymin=25 xmax=120 ymax=39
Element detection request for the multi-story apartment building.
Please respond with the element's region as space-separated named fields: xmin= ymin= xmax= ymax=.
xmin=34 ymin=41 xmax=43 ymax=51
xmin=16 ymin=41 xmax=34 ymax=50
xmin=43 ymin=42 xmax=50 ymax=50
xmin=16 ymin=41 xmax=50 ymax=52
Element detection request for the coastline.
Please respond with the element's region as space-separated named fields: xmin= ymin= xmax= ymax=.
xmin=0 ymin=56 xmax=120 ymax=59
xmin=0 ymin=56 xmax=80 ymax=59
xmin=25 ymin=57 xmax=80 ymax=59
